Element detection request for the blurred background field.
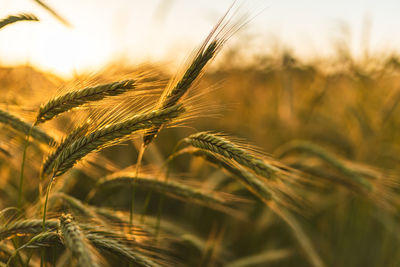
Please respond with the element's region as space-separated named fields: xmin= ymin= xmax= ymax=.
xmin=1 ymin=1 xmax=400 ymax=266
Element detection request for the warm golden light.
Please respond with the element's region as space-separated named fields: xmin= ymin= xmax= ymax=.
xmin=1 ymin=0 xmax=400 ymax=76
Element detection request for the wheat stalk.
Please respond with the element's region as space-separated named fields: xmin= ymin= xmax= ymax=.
xmin=59 ymin=214 xmax=100 ymax=267
xmin=0 ymin=13 xmax=38 ymax=30
xmin=36 ymin=80 xmax=135 ymax=124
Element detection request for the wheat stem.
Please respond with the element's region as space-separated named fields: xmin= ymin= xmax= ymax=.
xmin=130 ymin=144 xmax=145 ymax=225
xmin=17 ymin=125 xmax=33 ymax=209
xmin=42 ymin=175 xmax=55 ymax=231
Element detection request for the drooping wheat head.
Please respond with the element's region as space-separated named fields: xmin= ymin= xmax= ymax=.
xmin=182 ymin=132 xmax=281 ymax=179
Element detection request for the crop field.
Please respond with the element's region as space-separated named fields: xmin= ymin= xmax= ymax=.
xmin=1 ymin=1 xmax=400 ymax=267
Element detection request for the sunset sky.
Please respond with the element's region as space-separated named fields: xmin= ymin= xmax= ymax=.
xmin=1 ymin=0 xmax=399 ymax=77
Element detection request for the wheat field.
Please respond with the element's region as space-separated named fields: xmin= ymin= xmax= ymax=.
xmin=1 ymin=2 xmax=400 ymax=267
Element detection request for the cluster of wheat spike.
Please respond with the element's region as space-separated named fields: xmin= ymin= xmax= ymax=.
xmin=1 ymin=3 xmax=400 ymax=267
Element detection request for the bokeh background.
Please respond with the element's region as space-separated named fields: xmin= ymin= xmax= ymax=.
xmin=2 ymin=1 xmax=400 ymax=266
xmin=1 ymin=0 xmax=400 ymax=77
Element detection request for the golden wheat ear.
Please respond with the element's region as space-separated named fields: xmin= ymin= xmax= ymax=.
xmin=143 ymin=4 xmax=249 ymax=146
xmin=0 ymin=13 xmax=38 ymax=30
xmin=169 ymin=131 xmax=325 ymax=267
xmin=51 ymin=104 xmax=184 ymax=177
xmin=0 ymin=109 xmax=54 ymax=145
xmin=59 ymin=214 xmax=101 ymax=267
xmin=275 ymin=140 xmax=373 ymax=190
xmin=36 ymin=80 xmax=136 ymax=124
xmin=88 ymin=172 xmax=241 ymax=215
xmin=0 ymin=219 xmax=59 ymax=241
xmin=42 ymin=123 xmax=90 ymax=176
xmin=182 ymin=132 xmax=280 ymax=179
xmin=276 ymin=140 xmax=400 ymax=211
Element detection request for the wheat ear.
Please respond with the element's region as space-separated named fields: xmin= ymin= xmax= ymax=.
xmin=183 ymin=132 xmax=279 ymax=179
xmin=53 ymin=192 xmax=99 ymax=219
xmin=276 ymin=140 xmax=373 ymax=191
xmin=0 ymin=14 xmax=38 ymax=30
xmin=52 ymin=104 xmax=184 ymax=177
xmin=6 ymin=232 xmax=61 ymax=266
xmin=0 ymin=219 xmax=58 ymax=241
xmin=87 ymin=233 xmax=160 ymax=267
xmin=187 ymin=148 xmax=274 ymax=203
xmin=92 ymin=173 xmax=230 ymax=209
xmin=183 ymin=148 xmax=326 ymax=267
xmin=59 ymin=214 xmax=100 ymax=267
xmin=42 ymin=123 xmax=89 ymax=176
xmin=143 ymin=41 xmax=219 ymax=146
xmin=36 ymin=80 xmax=135 ymax=124
xmin=0 ymin=109 xmax=54 ymax=145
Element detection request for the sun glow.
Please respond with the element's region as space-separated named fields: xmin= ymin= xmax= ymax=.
xmin=0 ymin=21 xmax=114 ymax=77
xmin=1 ymin=0 xmax=400 ymax=78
